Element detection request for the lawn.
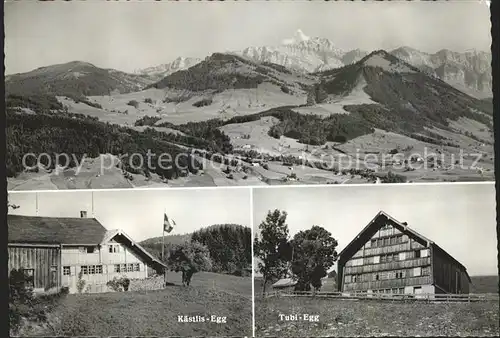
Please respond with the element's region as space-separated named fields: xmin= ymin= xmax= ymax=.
xmin=25 ymin=272 xmax=252 ymax=336
xmin=255 ymin=296 xmax=499 ymax=337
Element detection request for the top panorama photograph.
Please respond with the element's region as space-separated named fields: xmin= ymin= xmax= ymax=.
xmin=5 ymin=1 xmax=494 ymax=190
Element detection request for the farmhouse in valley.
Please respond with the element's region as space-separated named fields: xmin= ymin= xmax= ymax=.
xmin=337 ymin=211 xmax=471 ymax=295
xmin=8 ymin=212 xmax=166 ymax=294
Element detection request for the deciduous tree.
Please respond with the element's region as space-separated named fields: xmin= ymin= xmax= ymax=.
xmin=291 ymin=226 xmax=338 ymax=293
xmin=254 ymin=209 xmax=292 ymax=297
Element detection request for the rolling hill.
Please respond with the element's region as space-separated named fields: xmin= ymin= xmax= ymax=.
xmin=470 ymin=275 xmax=499 ymax=294
xmin=314 ymin=50 xmax=493 ymax=138
xmin=146 ymin=52 xmax=313 ymax=98
xmin=5 ymin=61 xmax=155 ymax=98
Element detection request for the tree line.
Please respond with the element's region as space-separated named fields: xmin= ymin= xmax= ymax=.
xmin=141 ymin=224 xmax=252 ymax=279
xmin=6 ymin=109 xmax=202 ymax=179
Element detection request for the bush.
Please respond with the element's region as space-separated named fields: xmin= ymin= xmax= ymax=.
xmin=280 ymin=85 xmax=290 ymax=94
xmin=9 ymin=268 xmax=67 ymax=334
xmin=382 ymin=171 xmax=407 ymax=183
xmin=193 ymin=98 xmax=213 ymax=107
xmin=106 ymin=277 xmax=131 ymax=292
xmin=127 ymin=100 xmax=139 ymax=108
xmin=144 ymin=98 xmax=153 ymax=104
xmin=76 ymin=270 xmax=86 ymax=294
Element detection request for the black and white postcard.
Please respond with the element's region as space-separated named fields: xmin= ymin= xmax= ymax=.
xmin=4 ymin=0 xmax=497 ymax=338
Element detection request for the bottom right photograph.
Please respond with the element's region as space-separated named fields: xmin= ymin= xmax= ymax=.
xmin=253 ymin=182 xmax=499 ymax=337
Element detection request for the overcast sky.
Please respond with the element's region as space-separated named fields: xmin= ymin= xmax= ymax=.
xmin=253 ymin=183 xmax=497 ymax=277
xmin=5 ymin=1 xmax=491 ymax=74
xmin=8 ymin=188 xmax=251 ymax=242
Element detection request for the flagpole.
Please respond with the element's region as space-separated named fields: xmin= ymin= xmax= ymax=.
xmin=163 ymin=208 xmax=166 ymax=286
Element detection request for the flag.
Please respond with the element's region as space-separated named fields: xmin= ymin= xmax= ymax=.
xmin=163 ymin=213 xmax=175 ymax=233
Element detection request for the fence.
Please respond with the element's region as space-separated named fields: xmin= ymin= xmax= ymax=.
xmin=265 ymin=290 xmax=499 ymax=302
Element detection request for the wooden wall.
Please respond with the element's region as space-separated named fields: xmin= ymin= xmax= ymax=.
xmin=61 ymin=241 xmax=143 ymax=266
xmin=432 ymin=247 xmax=470 ymax=294
xmin=340 ymin=223 xmax=432 ymax=293
xmin=8 ymin=245 xmax=61 ymax=291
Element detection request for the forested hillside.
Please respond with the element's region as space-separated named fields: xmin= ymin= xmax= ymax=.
xmin=141 ymin=224 xmax=251 ymax=276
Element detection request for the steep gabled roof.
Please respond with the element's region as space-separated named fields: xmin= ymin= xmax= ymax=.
xmin=338 ymin=211 xmax=469 ymax=276
xmin=8 ymin=215 xmax=107 ymax=245
xmin=102 ymin=230 xmax=167 ymax=271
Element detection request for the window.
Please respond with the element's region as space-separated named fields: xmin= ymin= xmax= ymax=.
xmin=398 ymin=288 xmax=404 ymax=294
xmin=344 ymin=275 xmax=352 ymax=283
xmin=420 ymin=249 xmax=429 ymax=258
xmin=399 ymin=252 xmax=406 ymax=261
xmin=415 ymin=250 xmax=421 ymax=258
xmin=380 ymin=255 xmax=386 ymax=263
xmin=422 ymin=266 xmax=430 ymax=276
xmin=396 ymin=271 xmax=406 ymax=279
xmin=115 ymin=264 xmax=121 ymax=273
xmin=127 ymin=264 xmax=134 ymax=272
xmin=375 ymin=274 xmax=379 ymax=281
xmin=373 ymin=256 xmax=380 ymax=264
xmin=81 ymin=265 xmax=103 ymax=275
xmin=86 ymin=246 xmax=95 ymax=254
xmin=22 ymin=269 xmax=35 ymax=287
xmin=413 ymin=267 xmax=422 ymax=277
xmin=63 ymin=266 xmax=71 ymax=276
xmin=109 ymin=245 xmax=120 ymax=253
xmin=78 ymin=247 xmax=86 ymax=254
xmin=134 ymin=263 xmax=140 ymax=272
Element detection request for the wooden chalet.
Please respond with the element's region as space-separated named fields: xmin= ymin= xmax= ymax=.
xmin=337 ymin=211 xmax=471 ymax=296
xmin=8 ymin=213 xmax=166 ymax=294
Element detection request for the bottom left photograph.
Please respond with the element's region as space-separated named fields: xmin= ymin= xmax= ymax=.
xmin=7 ymin=188 xmax=253 ymax=337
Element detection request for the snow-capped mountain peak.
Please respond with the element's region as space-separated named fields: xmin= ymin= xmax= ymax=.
xmin=282 ymin=29 xmax=311 ymax=45
xmin=135 ymin=56 xmax=202 ymax=78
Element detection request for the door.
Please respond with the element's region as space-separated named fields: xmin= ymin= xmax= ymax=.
xmin=50 ymin=266 xmax=58 ymax=289
xmin=413 ymin=286 xmax=423 ymax=299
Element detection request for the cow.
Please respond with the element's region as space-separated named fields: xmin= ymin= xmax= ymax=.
xmin=169 ymin=248 xmax=198 ymax=287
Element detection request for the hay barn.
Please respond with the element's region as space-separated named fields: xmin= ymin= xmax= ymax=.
xmin=337 ymin=211 xmax=471 ymax=296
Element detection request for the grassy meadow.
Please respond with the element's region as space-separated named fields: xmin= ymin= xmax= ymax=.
xmin=18 ymin=271 xmax=252 ymax=337
xmin=255 ymin=296 xmax=499 ymax=337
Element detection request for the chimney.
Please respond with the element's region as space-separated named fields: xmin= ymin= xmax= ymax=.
xmin=402 ymin=222 xmax=408 ymax=226
xmin=80 ymin=211 xmax=87 ymax=218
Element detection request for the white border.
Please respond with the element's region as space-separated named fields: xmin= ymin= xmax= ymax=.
xmin=6 ymin=180 xmax=495 ymax=194
xmin=250 ymin=187 xmax=255 ymax=338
